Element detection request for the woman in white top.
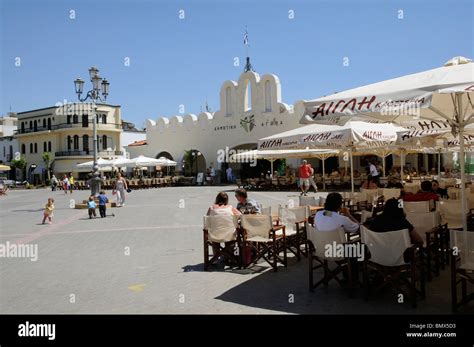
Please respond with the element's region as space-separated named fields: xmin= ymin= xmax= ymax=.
xmin=207 ymin=192 xmax=241 ymax=261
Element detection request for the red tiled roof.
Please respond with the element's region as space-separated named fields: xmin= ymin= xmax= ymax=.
xmin=128 ymin=140 xmax=147 ymax=147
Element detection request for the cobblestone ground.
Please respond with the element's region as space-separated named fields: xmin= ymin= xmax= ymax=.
xmin=0 ymin=186 xmax=469 ymax=314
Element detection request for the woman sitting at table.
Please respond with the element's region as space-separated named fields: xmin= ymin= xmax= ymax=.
xmin=361 ymin=175 xmax=378 ymax=189
xmin=314 ymin=193 xmax=359 ymax=233
xmin=207 ymin=192 xmax=241 ymax=263
xmin=369 ymin=198 xmax=423 ymax=246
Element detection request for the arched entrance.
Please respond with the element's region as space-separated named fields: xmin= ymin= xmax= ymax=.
xmin=181 ymin=149 xmax=206 ymax=177
xmin=156 ymin=151 xmax=175 ymax=176
xmin=156 ymin=151 xmax=174 ymax=160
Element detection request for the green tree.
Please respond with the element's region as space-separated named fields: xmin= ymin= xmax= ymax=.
xmin=11 ymin=156 xmax=27 ymax=181
xmin=182 ymin=150 xmax=194 ymax=176
xmin=42 ymin=152 xmax=52 ymax=182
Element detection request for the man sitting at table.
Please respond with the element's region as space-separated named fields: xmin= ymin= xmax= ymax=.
xmin=314 ymin=193 xmax=359 ymax=233
xmin=403 ymin=180 xmax=439 ymax=202
xmin=235 ymin=188 xmax=261 ymax=214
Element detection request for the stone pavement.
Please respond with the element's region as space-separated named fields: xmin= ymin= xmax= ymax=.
xmin=0 ymin=186 xmax=470 ymax=314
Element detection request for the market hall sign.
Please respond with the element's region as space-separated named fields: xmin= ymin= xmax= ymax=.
xmin=214 ymin=116 xmax=284 ymax=132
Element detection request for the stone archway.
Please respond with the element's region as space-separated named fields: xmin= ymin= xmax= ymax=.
xmin=156 ymin=151 xmax=174 ymax=161
xmin=181 ymin=149 xmax=206 ymax=177
xmin=155 ymin=151 xmax=175 ymax=176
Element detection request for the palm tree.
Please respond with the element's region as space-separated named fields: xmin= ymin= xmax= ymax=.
xmin=183 ymin=149 xmax=194 ymax=176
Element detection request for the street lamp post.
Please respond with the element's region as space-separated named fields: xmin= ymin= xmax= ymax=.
xmin=74 ymin=66 xmax=110 ymax=196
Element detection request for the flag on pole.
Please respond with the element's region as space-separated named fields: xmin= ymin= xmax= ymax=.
xmin=243 ymin=29 xmax=249 ymax=46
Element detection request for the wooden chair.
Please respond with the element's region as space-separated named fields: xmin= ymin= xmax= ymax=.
xmin=447 ymin=187 xmax=461 ymax=200
xmin=278 ymin=206 xmax=309 ymax=260
xmin=203 ymin=215 xmax=240 ymax=271
xmin=403 ymin=201 xmax=431 ymax=214
xmin=241 ymin=214 xmax=287 ymax=272
xmin=406 ymin=211 xmax=442 ymax=281
xmin=439 ymin=200 xmax=468 ymax=230
xmin=404 ymin=183 xmax=420 ymax=195
xmin=261 ymin=206 xmax=271 ymax=216
xmin=360 ymin=188 xmax=379 ymax=206
xmin=299 ymin=196 xmax=318 ymax=207
xmin=450 ymin=230 xmax=474 ymax=312
xmin=307 ymin=224 xmax=355 ymax=294
xmin=361 ymin=226 xmax=425 ymax=308
xmin=379 ymin=188 xmax=401 ymax=201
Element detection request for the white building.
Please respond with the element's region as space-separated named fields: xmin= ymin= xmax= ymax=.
xmin=126 ymin=70 xmax=308 ymax=179
xmin=121 ymin=120 xmax=146 ymax=156
xmin=15 ymin=103 xmax=123 ymax=181
xmin=125 ymin=70 xmax=457 ymax=179
xmin=0 ymin=113 xmax=19 ymax=179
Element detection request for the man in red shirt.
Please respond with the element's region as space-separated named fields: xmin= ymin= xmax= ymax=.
xmin=298 ymin=160 xmax=312 ymax=196
xmin=403 ymin=180 xmax=439 ymax=202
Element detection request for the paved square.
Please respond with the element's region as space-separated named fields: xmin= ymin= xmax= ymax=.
xmin=0 ymin=186 xmax=462 ymax=314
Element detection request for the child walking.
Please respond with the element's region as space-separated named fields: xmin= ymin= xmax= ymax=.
xmin=42 ymin=198 xmax=55 ymax=224
xmin=87 ymin=196 xmax=97 ymax=219
xmin=98 ymin=190 xmax=109 ymax=218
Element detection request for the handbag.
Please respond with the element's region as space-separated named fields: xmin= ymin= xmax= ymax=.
xmin=126 ymin=188 xmax=132 ymax=193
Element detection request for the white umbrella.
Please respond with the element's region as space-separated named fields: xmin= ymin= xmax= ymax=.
xmin=259 ymin=120 xmax=405 ymax=150
xmin=230 ymin=148 xmax=339 ymax=188
xmin=301 ymin=56 xmax=474 ymax=231
xmin=155 ymin=157 xmax=177 ymax=166
xmin=155 ymin=157 xmax=177 ymax=176
xmin=112 ymin=157 xmax=135 ymax=166
xmin=259 ymin=120 xmax=407 ymax=192
xmin=129 ymin=155 xmax=163 ymax=167
xmin=76 ymin=158 xmax=114 ymax=169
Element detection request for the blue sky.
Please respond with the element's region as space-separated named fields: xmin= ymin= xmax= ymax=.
xmin=1 ymin=0 xmax=472 ymax=128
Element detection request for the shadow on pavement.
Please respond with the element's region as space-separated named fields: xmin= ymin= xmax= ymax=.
xmin=214 ymin=258 xmax=458 ymax=314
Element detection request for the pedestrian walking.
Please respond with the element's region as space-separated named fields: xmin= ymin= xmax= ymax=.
xmin=113 ymin=173 xmax=128 ymax=207
xmin=42 ymin=198 xmax=55 ymax=224
xmin=98 ymin=190 xmax=109 ymax=218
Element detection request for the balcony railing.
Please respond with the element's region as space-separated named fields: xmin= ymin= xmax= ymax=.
xmin=15 ymin=123 xmax=122 ymax=135
xmin=55 ymin=150 xmax=123 ymax=157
